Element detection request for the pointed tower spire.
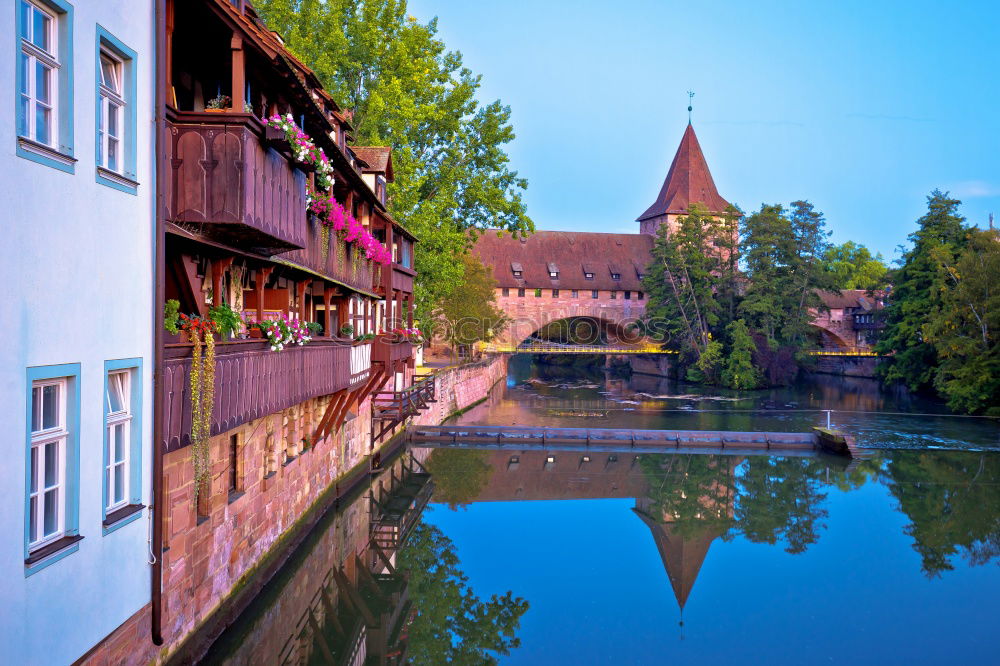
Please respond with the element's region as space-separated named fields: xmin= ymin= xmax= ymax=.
xmin=637 ymin=122 xmax=732 ymax=235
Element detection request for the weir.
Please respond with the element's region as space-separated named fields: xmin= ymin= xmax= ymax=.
xmin=406 ymin=424 xmax=860 ymax=458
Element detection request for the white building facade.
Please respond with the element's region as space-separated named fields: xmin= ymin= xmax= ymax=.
xmin=0 ymin=0 xmax=154 ymax=663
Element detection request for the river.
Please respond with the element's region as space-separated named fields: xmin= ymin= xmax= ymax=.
xmin=202 ymin=355 xmax=1000 ymax=665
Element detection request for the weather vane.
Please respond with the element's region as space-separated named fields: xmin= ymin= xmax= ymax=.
xmin=687 ymin=91 xmax=695 ymax=122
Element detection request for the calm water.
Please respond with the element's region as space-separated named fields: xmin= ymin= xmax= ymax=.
xmin=204 ymin=356 xmax=1000 ymax=665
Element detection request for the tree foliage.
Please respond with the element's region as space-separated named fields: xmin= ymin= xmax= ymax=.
xmin=922 ymin=229 xmax=1000 ymax=414
xmin=253 ymin=0 xmax=533 ymax=324
xmin=642 ymin=205 xmax=739 ymax=375
xmin=822 ymin=240 xmax=889 ymax=291
xmin=399 ymin=523 xmax=529 ymax=664
xmin=875 ymin=190 xmax=969 ymax=392
xmin=721 ymin=319 xmax=761 ymax=390
xmin=434 ymin=252 xmax=508 ymax=352
xmin=739 ymin=201 xmax=833 ymax=350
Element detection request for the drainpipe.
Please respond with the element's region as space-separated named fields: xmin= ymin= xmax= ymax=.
xmin=151 ymin=0 xmax=167 ymax=646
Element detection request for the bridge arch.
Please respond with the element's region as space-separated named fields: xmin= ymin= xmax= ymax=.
xmin=808 ymin=323 xmax=852 ymax=349
xmin=499 ymin=299 xmax=648 ymax=348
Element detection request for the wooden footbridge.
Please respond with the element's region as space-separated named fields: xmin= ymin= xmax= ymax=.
xmin=479 ymin=343 xmax=883 ymax=357
xmin=406 ymin=425 xmax=860 ymax=458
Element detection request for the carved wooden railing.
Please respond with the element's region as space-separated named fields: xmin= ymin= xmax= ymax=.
xmin=165 ymin=110 xmax=308 ymax=253
xmin=162 ymin=339 xmax=355 ymax=452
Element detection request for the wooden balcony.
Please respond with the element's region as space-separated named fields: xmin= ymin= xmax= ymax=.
xmin=281 ymin=223 xmax=377 ymax=295
xmin=391 ymin=265 xmax=414 ymax=294
xmin=371 ymin=334 xmax=414 ymax=368
xmin=161 ymin=339 xmax=359 ymax=452
xmin=165 ymin=110 xmax=308 ymax=253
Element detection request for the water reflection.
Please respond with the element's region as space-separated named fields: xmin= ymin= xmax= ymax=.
xmin=203 ymin=451 xmax=528 ymax=665
xmin=204 ymin=361 xmax=1000 ymax=664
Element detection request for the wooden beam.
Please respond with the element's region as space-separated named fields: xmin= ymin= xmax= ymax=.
xmin=313 ymin=389 xmax=348 ymax=444
xmin=211 ymin=257 xmax=234 ymax=309
xmin=230 ymin=34 xmax=245 ymax=112
xmin=255 ymin=265 xmax=273 ymax=323
xmin=296 ymin=280 xmax=309 ymax=322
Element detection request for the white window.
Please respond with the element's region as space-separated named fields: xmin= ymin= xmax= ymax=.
xmin=105 ymin=370 xmax=132 ymax=511
xmin=17 ymin=0 xmax=59 ymax=146
xmin=29 ymin=378 xmax=67 ymax=550
xmin=98 ymin=50 xmax=124 ymax=173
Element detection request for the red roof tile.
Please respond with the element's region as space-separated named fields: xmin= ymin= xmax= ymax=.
xmin=473 ymin=231 xmax=653 ymax=291
xmin=638 ymin=123 xmax=732 ymax=221
xmin=351 ymin=146 xmax=394 ymax=182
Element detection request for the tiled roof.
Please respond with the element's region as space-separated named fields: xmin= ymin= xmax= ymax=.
xmin=351 ymin=146 xmax=394 ymax=182
xmin=637 ymin=123 xmax=732 ymax=221
xmin=472 ymin=231 xmax=653 ymax=291
xmin=817 ymin=289 xmax=885 ymax=310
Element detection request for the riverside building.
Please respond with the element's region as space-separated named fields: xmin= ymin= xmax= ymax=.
xmin=0 ymin=1 xmax=155 ymax=663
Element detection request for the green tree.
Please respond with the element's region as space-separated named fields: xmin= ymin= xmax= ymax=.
xmin=739 ymin=201 xmax=833 ymax=383
xmin=822 ymin=241 xmax=889 ymax=291
xmin=922 ymin=229 xmax=1000 ymax=414
xmin=425 ymin=447 xmax=493 ymax=509
xmin=435 ymin=253 xmax=508 ymax=358
xmin=686 ymin=340 xmax=724 ymax=384
xmin=399 ymin=523 xmax=529 ymax=664
xmin=721 ymin=319 xmax=760 ymax=389
xmin=254 ymin=0 xmax=533 ymax=324
xmin=642 ymin=205 xmax=739 ymax=372
xmin=875 ymin=190 xmax=969 ymax=392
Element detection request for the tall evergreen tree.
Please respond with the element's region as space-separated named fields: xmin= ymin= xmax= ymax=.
xmin=875 ymin=190 xmax=969 ymax=391
xmin=721 ymin=319 xmax=761 ymax=389
xmin=922 ymin=229 xmax=1000 ymax=413
xmin=738 ymin=201 xmax=832 ymax=382
xmin=253 ymin=0 xmax=533 ymax=324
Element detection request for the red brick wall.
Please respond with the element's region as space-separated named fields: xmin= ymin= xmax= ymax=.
xmin=495 ymin=289 xmax=647 ymax=346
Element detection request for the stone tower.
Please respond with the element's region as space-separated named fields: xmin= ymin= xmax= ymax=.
xmin=637 ymin=123 xmax=732 ymax=237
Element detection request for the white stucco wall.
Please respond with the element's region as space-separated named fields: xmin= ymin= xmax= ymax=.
xmin=0 ymin=1 xmax=154 ymax=663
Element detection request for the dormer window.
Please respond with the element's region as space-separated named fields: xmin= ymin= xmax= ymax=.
xmin=511 ymin=261 xmax=524 ymax=279
xmin=611 ymin=273 xmax=621 ymax=280
xmin=584 ymin=272 xmax=594 ymax=280
xmin=609 ymin=263 xmax=622 ymax=281
xmin=582 ymin=263 xmax=596 ymax=280
xmin=547 ymin=262 xmax=559 ymax=279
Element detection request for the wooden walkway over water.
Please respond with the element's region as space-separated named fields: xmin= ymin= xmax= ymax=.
xmin=407 ymin=425 xmax=859 ymax=458
xmin=479 ymin=343 xmax=882 ymax=357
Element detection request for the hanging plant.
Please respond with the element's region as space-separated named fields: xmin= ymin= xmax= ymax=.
xmin=265 ymin=114 xmax=335 ymax=189
xmin=179 ymin=314 xmax=217 ymax=511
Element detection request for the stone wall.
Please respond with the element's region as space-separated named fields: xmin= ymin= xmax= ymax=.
xmin=495 ymin=290 xmax=646 ymax=346
xmin=811 ymin=356 xmax=880 ymax=378
xmin=413 ymin=354 xmax=508 ymax=425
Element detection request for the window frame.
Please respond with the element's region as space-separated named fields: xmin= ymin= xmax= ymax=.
xmin=18 ymin=1 xmax=58 ymax=147
xmin=94 ymin=26 xmax=139 ymax=193
xmin=15 ymin=0 xmax=75 ymax=172
xmin=552 ymin=289 xmax=559 ymax=298
xmin=517 ymin=288 xmax=525 ymax=298
xmin=501 ymin=287 xmax=509 ymax=297
xmin=102 ymin=358 xmax=144 ymax=533
xmin=24 ymin=363 xmax=81 ymax=575
xmin=104 ymin=369 xmax=131 ymax=513
xmin=571 ymin=289 xmax=578 ymax=298
xmin=591 ymin=290 xmax=599 ymax=299
xmin=29 ymin=377 xmax=68 ymax=551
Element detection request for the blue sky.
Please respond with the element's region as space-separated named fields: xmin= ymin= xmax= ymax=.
xmin=407 ymin=0 xmax=1000 ymax=259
